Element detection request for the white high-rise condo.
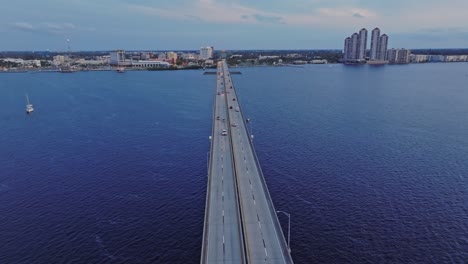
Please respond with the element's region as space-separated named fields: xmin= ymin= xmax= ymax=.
xmin=378 ymin=34 xmax=388 ymax=61
xmin=370 ymin=28 xmax=380 ymax=60
xmin=350 ymin=33 xmax=359 ymax=60
xmin=344 ymin=37 xmax=352 ymax=60
xmin=199 ymin=46 xmax=214 ymax=60
xmin=357 ymin=28 xmax=368 ymax=60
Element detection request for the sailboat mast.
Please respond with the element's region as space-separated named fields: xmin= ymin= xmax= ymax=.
xmin=26 ymin=94 xmax=30 ymax=104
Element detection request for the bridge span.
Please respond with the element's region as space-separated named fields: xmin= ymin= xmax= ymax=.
xmin=202 ymin=61 xmax=293 ymax=264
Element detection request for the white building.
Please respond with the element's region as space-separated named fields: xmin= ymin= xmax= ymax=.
xmin=181 ymin=53 xmax=198 ymax=60
xmin=166 ymin=52 xmax=178 ymax=63
xmin=370 ymin=28 xmax=380 ymax=60
xmin=258 ymin=55 xmax=280 ymax=60
xmin=110 ymin=50 xmax=126 ymax=65
xmin=378 ymin=34 xmax=389 ymax=61
xmin=131 ymin=60 xmax=171 ymax=68
xmin=343 ymin=37 xmax=351 ymax=60
xmin=199 ymin=46 xmax=214 ymax=60
xmin=387 ymin=49 xmax=411 ymax=64
xmin=410 ymin=54 xmax=430 ymax=63
xmin=53 ymin=55 xmax=67 ymax=65
xmin=2 ymin=58 xmax=41 ymax=67
xmin=357 ymin=28 xmax=367 ymax=60
xmin=445 ymin=55 xmax=468 ymax=62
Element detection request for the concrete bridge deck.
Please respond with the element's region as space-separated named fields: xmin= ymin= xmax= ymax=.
xmin=202 ymin=61 xmax=293 ymax=264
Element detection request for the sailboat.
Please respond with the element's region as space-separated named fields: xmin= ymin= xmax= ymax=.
xmin=26 ymin=94 xmax=34 ymax=114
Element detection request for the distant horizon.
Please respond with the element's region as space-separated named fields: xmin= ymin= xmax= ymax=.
xmin=2 ymin=47 xmax=468 ymax=53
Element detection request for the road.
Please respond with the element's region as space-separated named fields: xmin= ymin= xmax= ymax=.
xmin=221 ymin=61 xmax=293 ymax=264
xmin=201 ymin=62 xmax=246 ymax=263
xmin=202 ymin=61 xmax=293 ymax=264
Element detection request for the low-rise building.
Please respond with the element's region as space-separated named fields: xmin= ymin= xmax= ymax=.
xmin=387 ymin=48 xmax=411 ymax=64
xmin=166 ymin=52 xmax=178 ymax=64
xmin=131 ymin=60 xmax=171 ymax=68
xmin=410 ymin=54 xmax=430 ymax=63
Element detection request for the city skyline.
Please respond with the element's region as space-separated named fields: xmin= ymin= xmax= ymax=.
xmin=2 ymin=0 xmax=468 ymax=51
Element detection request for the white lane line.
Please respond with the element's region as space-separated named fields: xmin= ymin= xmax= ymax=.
xmin=222 ymin=210 xmax=224 ymax=216
xmin=265 ymin=248 xmax=268 ymax=257
xmin=223 ymin=235 xmax=225 ymax=244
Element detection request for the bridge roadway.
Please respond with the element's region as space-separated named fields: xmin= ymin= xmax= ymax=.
xmin=201 ymin=62 xmax=246 ymax=263
xmin=202 ymin=61 xmax=293 ymax=263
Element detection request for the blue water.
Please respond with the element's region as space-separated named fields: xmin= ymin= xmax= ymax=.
xmin=1 ymin=64 xmax=467 ymax=263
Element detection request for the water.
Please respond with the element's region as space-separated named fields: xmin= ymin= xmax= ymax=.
xmin=1 ymin=64 xmax=467 ymax=263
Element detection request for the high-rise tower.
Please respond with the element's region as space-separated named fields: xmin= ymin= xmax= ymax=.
xmin=350 ymin=33 xmax=359 ymax=60
xmin=357 ymin=28 xmax=368 ymax=60
xmin=378 ymin=34 xmax=388 ymax=60
xmin=370 ymin=28 xmax=380 ymax=60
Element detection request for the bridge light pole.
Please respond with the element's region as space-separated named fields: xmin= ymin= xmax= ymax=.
xmin=276 ymin=210 xmax=291 ymax=253
xmin=246 ymin=118 xmax=253 ymax=142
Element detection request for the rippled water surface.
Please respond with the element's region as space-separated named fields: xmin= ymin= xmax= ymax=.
xmin=1 ymin=64 xmax=467 ymax=263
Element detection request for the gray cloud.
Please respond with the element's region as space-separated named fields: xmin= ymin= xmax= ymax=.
xmin=8 ymin=21 xmax=95 ymax=35
xmin=10 ymin=22 xmax=34 ymax=31
xmin=242 ymin=14 xmax=285 ymax=24
xmin=352 ymin=12 xmax=365 ymax=18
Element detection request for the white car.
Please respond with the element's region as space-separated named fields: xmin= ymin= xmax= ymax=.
xmin=231 ymin=122 xmax=237 ymax=127
xmin=235 ymin=107 xmax=240 ymax=112
xmin=221 ymin=130 xmax=227 ymax=136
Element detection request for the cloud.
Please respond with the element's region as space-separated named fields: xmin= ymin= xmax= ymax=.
xmin=8 ymin=21 xmax=95 ymax=35
xmin=126 ymin=0 xmax=380 ymax=28
xmin=353 ymin=13 xmax=365 ymax=18
xmin=248 ymin=14 xmax=285 ymax=24
xmin=10 ymin=22 xmax=34 ymax=31
xmin=127 ymin=0 xmax=291 ymax=25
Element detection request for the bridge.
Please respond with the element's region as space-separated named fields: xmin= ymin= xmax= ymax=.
xmin=201 ymin=61 xmax=293 ymax=264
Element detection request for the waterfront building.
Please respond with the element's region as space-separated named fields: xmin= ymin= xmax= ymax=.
xmin=53 ymin=55 xmax=67 ymax=65
xmin=344 ymin=37 xmax=352 ymax=60
xmin=445 ymin=55 xmax=468 ymax=62
xmin=343 ymin=28 xmax=367 ymax=62
xmin=410 ymin=54 xmax=430 ymax=63
xmin=110 ymin=50 xmax=126 ymax=65
xmin=387 ymin=48 xmax=411 ymax=64
xmin=357 ymin=28 xmax=368 ymax=60
xmin=378 ymin=34 xmax=389 ymax=60
xmin=131 ymin=60 xmax=171 ymax=68
xmin=166 ymin=52 xmax=178 ymax=64
xmin=199 ymin=46 xmax=214 ymax=60
xmin=350 ymin=33 xmax=359 ymax=60
xmin=370 ymin=28 xmax=380 ymax=60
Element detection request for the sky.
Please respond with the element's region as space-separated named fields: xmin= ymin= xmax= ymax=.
xmin=2 ymin=0 xmax=468 ymax=51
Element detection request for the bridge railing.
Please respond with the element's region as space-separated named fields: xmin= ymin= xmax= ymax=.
xmin=200 ymin=64 xmax=221 ymax=263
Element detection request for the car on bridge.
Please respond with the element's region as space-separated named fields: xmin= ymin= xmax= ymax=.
xmin=235 ymin=107 xmax=240 ymax=112
xmin=221 ymin=130 xmax=227 ymax=136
